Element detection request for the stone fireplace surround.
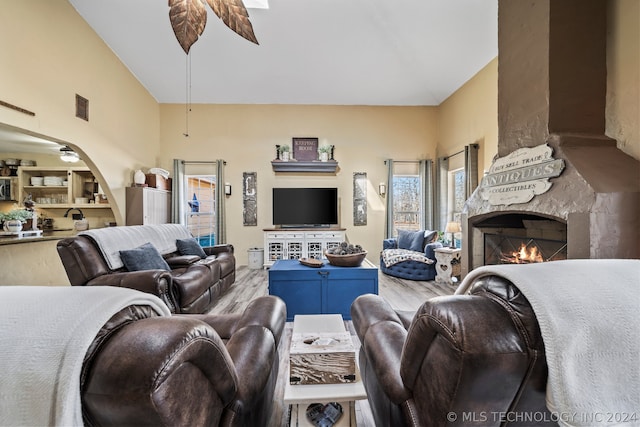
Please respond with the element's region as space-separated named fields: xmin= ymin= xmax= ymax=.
xmin=461 ymin=0 xmax=640 ymax=274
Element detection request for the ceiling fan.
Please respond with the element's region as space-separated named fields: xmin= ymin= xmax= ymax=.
xmin=168 ymin=0 xmax=259 ymax=54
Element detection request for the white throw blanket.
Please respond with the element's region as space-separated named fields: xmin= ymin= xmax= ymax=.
xmin=381 ymin=248 xmax=434 ymax=267
xmin=81 ymin=223 xmax=192 ymax=270
xmin=0 ymin=286 xmax=171 ymax=427
xmin=455 ymin=259 xmax=640 ymax=427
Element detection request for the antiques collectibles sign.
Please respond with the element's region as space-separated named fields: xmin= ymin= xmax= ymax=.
xmin=480 ymin=144 xmax=565 ymax=206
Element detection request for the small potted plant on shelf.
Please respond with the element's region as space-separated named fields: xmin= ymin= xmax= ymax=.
xmin=318 ymin=145 xmax=333 ymax=162
xmin=0 ymin=209 xmax=33 ymax=233
xmin=278 ymin=144 xmax=291 ymax=161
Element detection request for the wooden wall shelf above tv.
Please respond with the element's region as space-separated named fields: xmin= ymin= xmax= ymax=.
xmin=271 ymin=160 xmax=338 ymax=173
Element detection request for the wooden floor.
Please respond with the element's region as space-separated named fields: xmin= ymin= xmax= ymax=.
xmin=208 ymin=265 xmax=455 ymax=427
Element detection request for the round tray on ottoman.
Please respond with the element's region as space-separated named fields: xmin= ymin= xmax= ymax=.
xmin=324 ymin=251 xmax=367 ymax=267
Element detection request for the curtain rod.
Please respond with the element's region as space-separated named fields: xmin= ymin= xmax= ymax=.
xmin=181 ymin=160 xmax=226 ymax=165
xmin=445 ymin=149 xmax=465 ymax=160
xmin=444 ymin=143 xmax=479 ymax=160
xmin=383 ymin=159 xmax=428 ymax=164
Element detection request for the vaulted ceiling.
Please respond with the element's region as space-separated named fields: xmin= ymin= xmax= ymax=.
xmin=1 ymin=1 xmax=498 ymax=152
xmin=68 ymin=0 xmax=498 ymax=106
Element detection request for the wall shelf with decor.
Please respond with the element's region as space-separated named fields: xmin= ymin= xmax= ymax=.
xmin=18 ymin=166 xmax=110 ymax=209
xmin=271 ymin=160 xmax=339 ymax=173
xmin=272 ymin=138 xmax=338 ymax=173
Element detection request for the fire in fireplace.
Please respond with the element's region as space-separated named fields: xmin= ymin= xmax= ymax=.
xmin=484 ymin=233 xmax=567 ymax=265
xmin=506 ymin=243 xmax=543 ymax=264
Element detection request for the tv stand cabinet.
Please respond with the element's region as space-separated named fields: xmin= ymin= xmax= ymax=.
xmin=263 ymin=228 xmax=346 ymax=268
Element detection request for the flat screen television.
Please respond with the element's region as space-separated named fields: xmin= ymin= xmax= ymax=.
xmin=273 ymin=187 xmax=338 ymax=227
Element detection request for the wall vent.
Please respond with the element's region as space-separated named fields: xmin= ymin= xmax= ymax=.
xmin=75 ymin=94 xmax=89 ymax=121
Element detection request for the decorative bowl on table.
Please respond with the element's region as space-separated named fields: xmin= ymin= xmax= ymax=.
xmin=324 ymin=250 xmax=367 ymax=267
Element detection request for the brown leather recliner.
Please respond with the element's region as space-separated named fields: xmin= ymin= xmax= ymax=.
xmin=82 ymin=295 xmax=286 ymax=427
xmin=351 ymin=276 xmax=555 ymax=427
xmin=57 ymin=234 xmax=235 ymax=314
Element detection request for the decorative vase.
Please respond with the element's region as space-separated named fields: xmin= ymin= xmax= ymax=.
xmin=281 ymin=152 xmax=290 ymax=162
xmin=3 ymin=220 xmax=23 ymax=233
xmin=319 ymin=152 xmax=329 ymax=162
xmin=134 ymin=169 xmax=146 ymax=185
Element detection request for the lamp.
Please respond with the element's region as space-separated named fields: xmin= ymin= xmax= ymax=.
xmin=224 ymin=183 xmax=232 ymax=196
xmin=59 ymin=146 xmax=79 ymax=163
xmin=445 ymin=221 xmax=461 ymax=248
xmin=378 ymin=183 xmax=386 ymax=197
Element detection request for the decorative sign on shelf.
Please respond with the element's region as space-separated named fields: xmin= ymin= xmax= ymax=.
xmin=243 ymin=172 xmax=257 ymax=226
xmin=480 ymin=143 xmax=565 ymax=206
xmin=292 ymin=137 xmax=319 ymax=161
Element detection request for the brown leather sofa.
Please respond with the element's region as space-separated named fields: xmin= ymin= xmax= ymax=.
xmin=351 ymin=276 xmax=555 ymax=427
xmin=82 ymin=295 xmax=286 ymax=426
xmin=57 ymin=225 xmax=235 ymax=314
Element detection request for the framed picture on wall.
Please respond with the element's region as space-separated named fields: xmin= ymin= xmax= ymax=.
xmin=353 ymin=172 xmax=367 ymax=226
xmin=243 ymin=172 xmax=257 ymax=226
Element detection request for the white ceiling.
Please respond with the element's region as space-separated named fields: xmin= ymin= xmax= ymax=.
xmin=68 ymin=0 xmax=498 ymax=106
xmin=0 ymin=1 xmax=498 ymax=153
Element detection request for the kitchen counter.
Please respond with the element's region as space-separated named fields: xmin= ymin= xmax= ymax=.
xmin=0 ymin=228 xmax=76 ymax=245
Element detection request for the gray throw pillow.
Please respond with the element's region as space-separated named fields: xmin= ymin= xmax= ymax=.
xmin=397 ymin=230 xmax=425 ymax=252
xmin=120 ymin=242 xmax=170 ymax=272
xmin=176 ymin=237 xmax=206 ymax=258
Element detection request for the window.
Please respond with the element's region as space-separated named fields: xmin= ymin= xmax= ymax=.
xmin=391 ymin=161 xmax=422 ymax=235
xmin=184 ymin=175 xmax=216 ymax=246
xmin=449 ymin=168 xmax=465 ymax=224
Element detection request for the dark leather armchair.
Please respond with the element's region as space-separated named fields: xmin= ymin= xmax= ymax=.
xmin=82 ymin=295 xmax=286 ymax=426
xmin=351 ymin=276 xmax=554 ymax=427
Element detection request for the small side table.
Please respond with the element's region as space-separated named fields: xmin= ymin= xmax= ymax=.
xmin=284 ymin=315 xmax=366 ymax=426
xmin=434 ymin=247 xmax=461 ymax=286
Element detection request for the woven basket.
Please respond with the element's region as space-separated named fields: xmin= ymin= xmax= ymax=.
xmin=324 ymin=251 xmax=367 ymax=267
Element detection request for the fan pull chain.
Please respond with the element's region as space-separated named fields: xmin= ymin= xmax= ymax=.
xmin=184 ymin=54 xmax=192 ymax=137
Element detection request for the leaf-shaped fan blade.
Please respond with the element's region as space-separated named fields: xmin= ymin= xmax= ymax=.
xmin=169 ymin=0 xmax=208 ymax=54
xmin=206 ymin=0 xmax=259 ymax=45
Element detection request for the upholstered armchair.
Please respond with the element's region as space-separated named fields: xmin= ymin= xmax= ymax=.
xmin=380 ymin=229 xmax=442 ymax=280
xmin=0 ymin=285 xmax=286 ymax=427
xmin=351 ymin=276 xmax=552 ymax=427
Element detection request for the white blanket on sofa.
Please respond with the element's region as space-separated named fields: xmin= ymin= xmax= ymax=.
xmin=81 ymin=223 xmax=192 ymax=270
xmin=0 ymin=286 xmax=171 ymax=427
xmin=455 ymin=259 xmax=640 ymax=427
xmin=381 ymin=248 xmax=435 ymax=267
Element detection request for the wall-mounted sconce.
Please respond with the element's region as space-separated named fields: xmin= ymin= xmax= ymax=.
xmin=378 ymin=183 xmax=386 ymax=197
xmin=224 ymin=183 xmax=232 ymax=196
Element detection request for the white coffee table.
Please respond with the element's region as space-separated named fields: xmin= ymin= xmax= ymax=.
xmin=284 ymin=314 xmax=367 ymax=427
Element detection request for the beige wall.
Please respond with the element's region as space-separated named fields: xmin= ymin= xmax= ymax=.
xmin=437 ymin=58 xmax=499 ymax=176
xmin=607 ymin=0 xmax=640 ymax=160
xmin=0 ymin=240 xmax=69 ymax=286
xmin=159 ymin=104 xmax=437 ymax=264
xmin=0 ymin=0 xmax=160 ymax=224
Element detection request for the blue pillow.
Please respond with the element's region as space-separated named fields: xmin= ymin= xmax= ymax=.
xmin=397 ymin=230 xmax=425 ymax=252
xmin=120 ymin=242 xmax=170 ymax=272
xmin=176 ymin=237 xmax=206 ymax=258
